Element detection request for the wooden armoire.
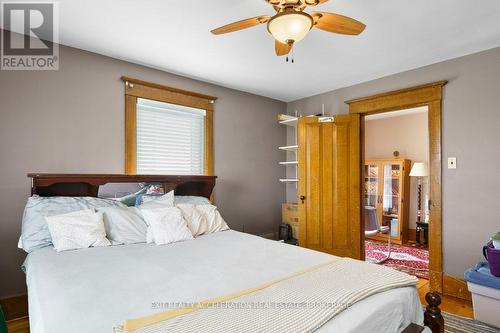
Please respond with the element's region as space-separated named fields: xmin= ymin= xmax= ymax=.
xmin=297 ymin=115 xmax=362 ymax=259
xmin=364 ymin=159 xmax=411 ymax=245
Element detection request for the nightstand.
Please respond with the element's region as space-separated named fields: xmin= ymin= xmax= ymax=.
xmin=415 ymin=222 xmax=429 ymax=247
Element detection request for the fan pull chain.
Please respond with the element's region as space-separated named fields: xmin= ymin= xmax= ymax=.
xmin=286 ymin=49 xmax=295 ymax=63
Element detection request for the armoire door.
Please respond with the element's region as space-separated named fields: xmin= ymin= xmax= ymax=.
xmin=298 ymin=115 xmax=361 ymax=259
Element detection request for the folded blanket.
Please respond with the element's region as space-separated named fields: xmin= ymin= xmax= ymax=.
xmin=120 ymin=258 xmax=418 ymax=333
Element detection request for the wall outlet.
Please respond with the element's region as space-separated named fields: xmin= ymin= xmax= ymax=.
xmin=448 ymin=157 xmax=457 ymax=169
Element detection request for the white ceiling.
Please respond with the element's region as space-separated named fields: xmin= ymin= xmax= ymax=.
xmin=5 ymin=0 xmax=500 ymax=102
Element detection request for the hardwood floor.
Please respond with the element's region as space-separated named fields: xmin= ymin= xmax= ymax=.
xmin=417 ymin=278 xmax=474 ymax=318
xmin=6 ymin=317 xmax=29 ymax=333
xmin=6 ymin=282 xmax=473 ymax=333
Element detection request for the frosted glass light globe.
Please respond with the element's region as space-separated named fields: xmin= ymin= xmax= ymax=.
xmin=268 ymin=12 xmax=313 ymax=44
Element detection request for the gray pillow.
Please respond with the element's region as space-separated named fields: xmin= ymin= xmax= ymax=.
xmin=97 ymin=207 xmax=148 ymax=245
xmin=174 ymin=195 xmax=211 ymax=206
xmin=21 ymin=196 xmax=126 ymax=253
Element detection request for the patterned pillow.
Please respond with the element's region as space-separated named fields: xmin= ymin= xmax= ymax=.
xmin=113 ymin=186 xmax=149 ymax=207
xmin=146 ymin=184 xmax=164 ymax=195
xmin=141 ymin=207 xmax=193 ymax=245
xmin=21 ymin=196 xmax=126 ymax=253
xmin=46 ymin=209 xmax=111 ymax=252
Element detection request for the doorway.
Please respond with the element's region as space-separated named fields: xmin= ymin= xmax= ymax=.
xmin=346 ymin=81 xmax=445 ymax=293
xmin=362 ymin=107 xmax=430 ymax=279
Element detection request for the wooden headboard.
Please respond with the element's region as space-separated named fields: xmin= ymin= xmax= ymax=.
xmin=28 ymin=174 xmax=217 ymax=198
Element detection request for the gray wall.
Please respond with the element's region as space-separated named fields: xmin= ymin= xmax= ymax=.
xmin=0 ymin=42 xmax=286 ymax=298
xmin=287 ymin=46 xmax=500 ymax=279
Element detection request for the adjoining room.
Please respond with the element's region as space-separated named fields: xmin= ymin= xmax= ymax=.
xmin=363 ymin=107 xmax=430 ymax=280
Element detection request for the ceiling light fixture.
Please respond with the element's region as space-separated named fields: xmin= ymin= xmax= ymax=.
xmin=267 ymin=10 xmax=313 ymax=45
xmin=210 ymin=0 xmax=366 ymax=57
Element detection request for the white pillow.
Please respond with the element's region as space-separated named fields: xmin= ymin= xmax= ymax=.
xmin=176 ymin=204 xmax=208 ymax=237
xmin=141 ymin=207 xmax=193 ymax=245
xmin=97 ymin=207 xmax=147 ymax=245
xmin=45 ymin=209 xmax=111 ymax=252
xmin=196 ymin=205 xmax=230 ymax=234
xmin=137 ymin=190 xmax=175 ymax=209
xmin=177 ymin=204 xmax=229 ymax=237
xmin=21 ymin=195 xmax=125 ymax=253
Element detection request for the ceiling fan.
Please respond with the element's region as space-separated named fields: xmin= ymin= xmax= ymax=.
xmin=211 ymin=0 xmax=366 ymax=56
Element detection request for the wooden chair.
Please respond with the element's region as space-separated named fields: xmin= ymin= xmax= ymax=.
xmin=364 ymin=206 xmax=392 ymax=264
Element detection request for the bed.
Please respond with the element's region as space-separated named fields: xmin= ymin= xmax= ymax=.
xmin=23 ymin=174 xmax=443 ymax=333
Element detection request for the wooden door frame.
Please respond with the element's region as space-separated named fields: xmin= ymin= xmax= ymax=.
xmin=346 ymin=81 xmax=446 ymax=293
xmin=121 ymin=76 xmax=216 ymax=176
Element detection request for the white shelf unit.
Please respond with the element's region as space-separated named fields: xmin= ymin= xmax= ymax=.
xmin=278 ymin=114 xmax=299 ymax=187
xmin=279 ymin=178 xmax=298 ymax=183
xmin=279 ymin=117 xmax=298 ymax=127
xmin=278 ymin=145 xmax=298 ymax=152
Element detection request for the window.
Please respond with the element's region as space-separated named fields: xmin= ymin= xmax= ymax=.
xmin=123 ymin=77 xmax=215 ymax=176
xmin=137 ymin=98 xmax=206 ymax=175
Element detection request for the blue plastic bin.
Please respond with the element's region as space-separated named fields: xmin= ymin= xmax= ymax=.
xmin=465 ymin=262 xmax=500 ymax=328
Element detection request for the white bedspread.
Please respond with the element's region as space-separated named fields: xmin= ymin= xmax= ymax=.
xmin=23 ymin=230 xmax=424 ymax=333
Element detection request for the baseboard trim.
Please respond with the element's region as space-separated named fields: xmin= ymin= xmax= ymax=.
xmin=443 ymin=274 xmax=472 ymax=301
xmin=0 ymin=294 xmax=28 ymax=321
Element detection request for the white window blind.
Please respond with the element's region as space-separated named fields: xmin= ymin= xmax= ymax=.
xmin=136 ymin=98 xmax=206 ymax=175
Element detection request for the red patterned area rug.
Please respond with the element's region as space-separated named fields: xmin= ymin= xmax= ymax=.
xmin=365 ymin=240 xmax=429 ymax=279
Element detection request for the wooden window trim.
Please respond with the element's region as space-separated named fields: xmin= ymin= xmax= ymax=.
xmin=123 ymin=77 xmax=215 ymax=176
xmin=346 ymin=81 xmax=448 ymax=295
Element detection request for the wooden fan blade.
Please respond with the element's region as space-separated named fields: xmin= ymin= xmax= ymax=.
xmin=311 ymin=12 xmax=366 ymax=35
xmin=211 ymin=15 xmax=271 ymax=35
xmin=275 ymin=40 xmax=292 ymax=56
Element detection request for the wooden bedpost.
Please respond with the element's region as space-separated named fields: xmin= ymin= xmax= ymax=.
xmin=424 ymin=292 xmax=444 ymax=333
